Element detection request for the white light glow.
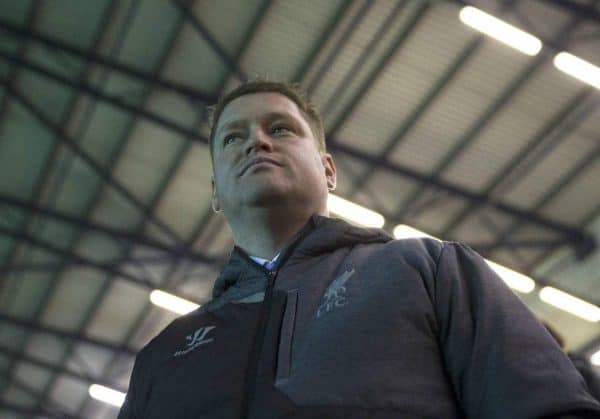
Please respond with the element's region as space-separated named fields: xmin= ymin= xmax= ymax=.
xmin=459 ymin=6 xmax=542 ymax=56
xmin=539 ymin=287 xmax=600 ymax=322
xmin=89 ymin=384 xmax=126 ymax=407
xmin=150 ymin=290 xmax=200 ymax=315
xmin=485 ymin=260 xmax=535 ymax=294
xmin=591 ymin=350 xmax=600 ymax=366
xmin=393 ymin=224 xmax=535 ymax=294
xmin=553 ymin=52 xmax=600 ymax=90
xmin=393 ymin=224 xmax=440 ymax=240
xmin=328 ymin=194 xmax=385 ymax=228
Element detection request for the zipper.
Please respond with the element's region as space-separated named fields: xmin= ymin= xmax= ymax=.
xmin=240 ymin=268 xmax=277 ymax=419
xmin=238 ymin=217 xmax=317 ymax=418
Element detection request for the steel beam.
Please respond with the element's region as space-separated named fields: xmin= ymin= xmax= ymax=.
xmin=0 ymin=312 xmax=136 ymax=357
xmin=171 ymin=0 xmax=247 ymax=81
xmin=0 ymin=48 xmax=585 ymax=254
xmin=0 ymin=193 xmax=216 ymax=263
xmin=485 ymin=141 xmax=600 ymax=260
xmin=0 ymin=78 xmax=185 ymax=246
xmin=0 ymin=224 xmax=208 ymax=304
xmin=73 ymin=1 xmax=277 ymax=411
xmin=0 ymin=343 xmax=126 ymax=393
xmin=440 ymin=91 xmax=597 ymax=238
xmin=31 ymin=11 xmax=202 ymax=415
xmin=329 ymin=140 xmax=595 ymax=250
xmin=0 ymin=17 xmax=216 ymax=104
xmin=325 ymin=1 xmax=429 ymax=134
xmin=0 ymin=390 xmax=69 ymax=419
xmin=540 ymin=0 xmax=600 ymax=24
xmin=0 ymin=38 xmax=592 ymax=253
xmin=0 ymin=47 xmax=207 ymax=146
xmin=0 ymin=224 xmax=149 ymax=287
xmin=293 ymin=0 xmax=359 ymax=86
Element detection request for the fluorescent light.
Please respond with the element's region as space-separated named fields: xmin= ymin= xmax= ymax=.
xmin=591 ymin=350 xmax=600 ymax=366
xmin=553 ymin=52 xmax=600 ymax=90
xmin=393 ymin=224 xmax=535 ymax=293
xmin=89 ymin=384 xmax=126 ymax=407
xmin=484 ymin=260 xmax=535 ymax=294
xmin=539 ymin=286 xmax=600 ymax=322
xmin=328 ymin=194 xmax=384 ymax=228
xmin=150 ymin=290 xmax=199 ymax=315
xmin=459 ymin=6 xmax=542 ymax=56
xmin=393 ymin=224 xmax=440 ymax=240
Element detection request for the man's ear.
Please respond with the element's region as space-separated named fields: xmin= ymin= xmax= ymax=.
xmin=321 ymin=153 xmax=337 ymax=191
xmin=211 ymin=177 xmax=221 ymax=212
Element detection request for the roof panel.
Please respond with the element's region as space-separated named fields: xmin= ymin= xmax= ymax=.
xmin=161 ymin=22 xmax=229 ymax=93
xmin=46 ymin=154 xmax=103 ymax=216
xmin=112 ymin=120 xmax=185 ymax=204
xmin=442 ymin=103 xmax=546 ymax=191
xmin=503 ymin=133 xmax=598 ymax=209
xmin=328 ymin=153 xmax=371 ymax=197
xmin=144 ymin=89 xmax=200 ymax=129
xmin=85 ymin=278 xmax=149 ymax=342
xmin=409 ymin=195 xmax=469 ymax=235
xmin=13 ymin=362 xmax=52 ymax=394
xmin=358 ymin=171 xmax=420 ymax=215
xmin=0 ymin=102 xmax=55 ymax=200
xmin=154 ymin=142 xmax=213 ymax=240
xmin=541 ymin=160 xmax=600 ymax=224
xmin=115 ymin=0 xmax=180 ymax=69
xmin=34 ymin=0 xmax=109 ymax=49
xmin=73 ymin=101 xmax=134 ymax=168
xmin=40 ymin=268 xmax=107 ymax=330
xmin=239 ymin=0 xmax=346 ymax=82
xmin=337 ymin=2 xmax=476 ymax=154
xmin=24 ymin=333 xmax=67 ymax=366
xmin=90 ymin=186 xmax=144 ymax=231
xmin=0 ymin=0 xmax=33 ymax=25
xmin=389 ymin=82 xmax=490 ymax=173
xmin=2 ymin=271 xmax=53 ymax=319
xmin=46 ymin=374 xmax=87 ymax=414
xmin=66 ymin=342 xmax=116 ymax=380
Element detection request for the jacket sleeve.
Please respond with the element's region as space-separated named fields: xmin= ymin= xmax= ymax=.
xmin=117 ymin=350 xmax=148 ymax=419
xmin=433 ymin=242 xmax=600 ymax=419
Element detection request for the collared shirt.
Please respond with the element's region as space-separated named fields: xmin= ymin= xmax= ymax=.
xmin=250 ymin=253 xmax=280 ymax=271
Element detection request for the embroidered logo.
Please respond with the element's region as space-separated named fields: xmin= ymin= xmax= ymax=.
xmin=173 ymin=326 xmax=215 ymax=357
xmin=317 ymin=269 xmax=355 ymax=317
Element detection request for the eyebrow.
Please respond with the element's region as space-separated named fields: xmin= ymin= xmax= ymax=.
xmin=217 ymin=112 xmax=298 ymax=136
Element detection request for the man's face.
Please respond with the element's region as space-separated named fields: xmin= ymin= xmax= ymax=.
xmin=211 ymin=92 xmax=336 ymax=219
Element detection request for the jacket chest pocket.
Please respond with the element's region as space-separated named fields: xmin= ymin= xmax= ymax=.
xmin=276 ymin=288 xmax=298 ymax=383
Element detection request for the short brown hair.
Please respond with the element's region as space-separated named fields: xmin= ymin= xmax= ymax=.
xmin=208 ymin=80 xmax=326 ymax=156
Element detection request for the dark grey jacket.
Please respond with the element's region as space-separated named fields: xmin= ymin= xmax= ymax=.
xmin=118 ymin=216 xmax=600 ymax=419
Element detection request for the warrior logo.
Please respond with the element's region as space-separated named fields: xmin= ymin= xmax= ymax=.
xmin=173 ymin=326 xmax=215 ymax=357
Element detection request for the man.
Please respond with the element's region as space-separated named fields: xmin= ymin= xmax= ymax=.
xmin=118 ymin=81 xmax=600 ymax=418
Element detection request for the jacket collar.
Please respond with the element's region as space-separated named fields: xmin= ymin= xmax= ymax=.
xmin=212 ymin=215 xmax=391 ymax=299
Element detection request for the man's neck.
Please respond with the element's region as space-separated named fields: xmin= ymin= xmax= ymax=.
xmin=228 ymin=207 xmax=326 ymax=259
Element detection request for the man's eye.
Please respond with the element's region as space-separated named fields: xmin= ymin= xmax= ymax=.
xmin=223 ymin=135 xmax=238 ymax=146
xmin=271 ymin=125 xmax=291 ymax=135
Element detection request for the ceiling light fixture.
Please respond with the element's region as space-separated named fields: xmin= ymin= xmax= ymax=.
xmin=89 ymin=384 xmax=126 ymax=407
xmin=150 ymin=290 xmax=200 ymax=315
xmin=328 ymin=194 xmax=385 ymax=228
xmin=484 ymin=260 xmax=536 ymax=294
xmin=393 ymin=224 xmax=535 ymax=293
xmin=459 ymin=6 xmax=542 ymax=56
xmin=591 ymin=350 xmax=600 ymax=366
xmin=539 ymin=287 xmax=600 ymax=322
xmin=553 ymin=52 xmax=600 ymax=90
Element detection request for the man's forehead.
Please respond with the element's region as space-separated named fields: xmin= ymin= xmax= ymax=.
xmin=217 ymin=92 xmax=305 ymax=131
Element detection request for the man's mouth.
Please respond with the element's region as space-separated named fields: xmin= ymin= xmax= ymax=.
xmin=239 ymin=157 xmax=281 ymax=176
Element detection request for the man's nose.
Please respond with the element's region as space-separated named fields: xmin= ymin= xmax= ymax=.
xmin=245 ymin=129 xmax=273 ymax=154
